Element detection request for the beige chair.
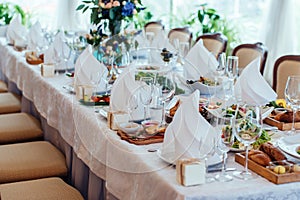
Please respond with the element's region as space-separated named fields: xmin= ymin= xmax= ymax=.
xmin=232 ymin=42 xmax=268 ymax=75
xmin=0 ymin=80 xmax=8 ymax=93
xmin=0 ymin=112 xmax=43 ymax=144
xmin=0 ymin=141 xmax=67 ymax=183
xmin=144 ymin=21 xmax=165 ymax=37
xmin=0 ymin=177 xmax=84 ymax=200
xmin=0 ymin=92 xmax=21 ymax=114
xmin=168 ymin=27 xmax=193 ymax=49
xmin=195 ymin=32 xmax=228 ymax=57
xmin=273 ymin=55 xmax=300 ymax=99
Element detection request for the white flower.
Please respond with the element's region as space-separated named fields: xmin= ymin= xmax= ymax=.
xmin=122 ymin=1 xmax=127 ymax=6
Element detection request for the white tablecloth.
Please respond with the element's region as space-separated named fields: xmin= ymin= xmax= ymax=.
xmin=1 ymin=37 xmax=300 ymax=200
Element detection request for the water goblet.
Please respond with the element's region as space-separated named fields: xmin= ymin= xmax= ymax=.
xmin=198 ymin=134 xmax=217 ymax=183
xmin=211 ymin=115 xmax=234 ymax=182
xmin=139 ymin=77 xmax=154 ymax=121
xmin=285 ymin=76 xmax=300 ymax=135
xmin=157 ymin=71 xmax=176 ymax=127
xmin=232 ymin=105 xmax=263 ymax=180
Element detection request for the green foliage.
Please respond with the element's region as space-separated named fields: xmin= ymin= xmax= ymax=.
xmin=0 ymin=3 xmax=29 ymax=26
xmin=181 ymin=3 xmax=240 ymax=54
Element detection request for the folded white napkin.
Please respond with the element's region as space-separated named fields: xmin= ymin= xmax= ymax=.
xmin=74 ymin=45 xmax=108 ymax=89
xmin=161 ymin=90 xmax=218 ymax=161
xmin=110 ymin=67 xmax=142 ymax=115
xmin=234 ymin=57 xmax=277 ymax=105
xmin=184 ymin=39 xmax=218 ymax=80
xmin=44 ymin=31 xmax=70 ymax=70
xmin=6 ymin=15 xmax=28 ymax=45
xmin=151 ymin=30 xmax=176 ymax=52
xmin=27 ymin=22 xmax=45 ymax=50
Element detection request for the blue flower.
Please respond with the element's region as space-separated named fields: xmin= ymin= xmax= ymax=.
xmin=121 ymin=2 xmax=135 ymax=17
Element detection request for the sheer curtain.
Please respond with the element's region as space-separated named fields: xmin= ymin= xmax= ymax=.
xmin=260 ymin=0 xmax=297 ymax=85
xmin=56 ymin=0 xmax=90 ymax=32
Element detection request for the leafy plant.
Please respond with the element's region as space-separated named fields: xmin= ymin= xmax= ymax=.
xmin=183 ymin=3 xmax=240 ymax=54
xmin=0 ymin=3 xmax=28 ymax=26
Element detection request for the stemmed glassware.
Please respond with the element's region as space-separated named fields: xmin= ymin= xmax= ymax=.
xmin=62 ymin=42 xmax=71 ymax=73
xmin=232 ymin=105 xmax=263 ymax=180
xmin=127 ymin=92 xmax=139 ymax=127
xmin=139 ymin=77 xmax=154 ymax=122
xmin=285 ymin=76 xmax=300 ymax=135
xmin=198 ymin=134 xmax=217 ymax=183
xmin=211 ymin=115 xmax=234 ymax=182
xmin=157 ymin=71 xmax=176 ymax=127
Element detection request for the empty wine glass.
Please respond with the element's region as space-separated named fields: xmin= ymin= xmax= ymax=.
xmin=127 ymin=92 xmax=139 ymax=123
xmin=285 ymin=76 xmax=300 ymax=135
xmin=62 ymin=42 xmax=71 ymax=73
xmin=232 ymin=105 xmax=263 ymax=180
xmin=157 ymin=71 xmax=176 ymax=127
xmin=198 ymin=133 xmax=217 ymax=183
xmin=139 ymin=77 xmax=154 ymax=122
xmin=211 ymin=115 xmax=234 ymax=182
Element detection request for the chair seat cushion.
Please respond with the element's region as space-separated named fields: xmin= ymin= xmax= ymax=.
xmin=0 ymin=92 xmax=21 ymax=114
xmin=0 ymin=141 xmax=67 ymax=183
xmin=0 ymin=177 xmax=84 ymax=200
xmin=0 ymin=113 xmax=43 ymax=144
xmin=0 ymin=80 xmax=8 ymax=93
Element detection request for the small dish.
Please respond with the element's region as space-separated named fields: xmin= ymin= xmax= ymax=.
xmin=189 ymin=81 xmax=222 ymax=95
xmin=141 ymin=120 xmax=160 ymax=135
xmin=118 ymin=122 xmax=140 ymax=135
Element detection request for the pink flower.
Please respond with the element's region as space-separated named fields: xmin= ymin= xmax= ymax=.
xmin=113 ymin=1 xmax=120 ymax=7
xmin=105 ymin=2 xmax=112 ymax=9
xmin=133 ymin=9 xmax=137 ymax=15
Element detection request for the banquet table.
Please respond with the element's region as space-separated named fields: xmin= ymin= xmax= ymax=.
xmin=1 ymin=37 xmax=300 ymax=200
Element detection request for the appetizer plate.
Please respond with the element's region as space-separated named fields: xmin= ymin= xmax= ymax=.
xmin=156 ymin=149 xmax=222 ymax=166
xmin=79 ymin=99 xmax=109 ymax=106
xmin=278 ymin=137 xmax=300 ymax=160
xmin=189 ymin=81 xmax=222 ymax=95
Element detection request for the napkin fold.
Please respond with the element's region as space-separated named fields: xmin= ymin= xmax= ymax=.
xmin=74 ymin=45 xmax=108 ymax=90
xmin=184 ymin=39 xmax=218 ymax=80
xmin=44 ymin=31 xmax=70 ymax=70
xmin=6 ymin=15 xmax=28 ymax=45
xmin=110 ymin=67 xmax=142 ymax=117
xmin=234 ymin=57 xmax=277 ymax=105
xmin=161 ymin=90 xmax=218 ymax=161
xmin=27 ymin=22 xmax=45 ymax=50
xmin=151 ymin=30 xmax=176 ymax=52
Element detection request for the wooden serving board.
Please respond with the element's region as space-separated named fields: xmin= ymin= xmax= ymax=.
xmin=264 ymin=117 xmax=300 ymax=131
xmin=117 ymin=130 xmax=164 ymax=145
xmin=235 ymin=153 xmax=300 ymax=184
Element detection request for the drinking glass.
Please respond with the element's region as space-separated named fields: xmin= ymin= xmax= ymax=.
xmin=285 ymin=76 xmax=300 ymax=135
xmin=157 ymin=71 xmax=176 ymax=127
xmin=232 ymin=105 xmax=263 ymax=180
xmin=62 ymin=42 xmax=71 ymax=73
xmin=127 ymin=93 xmax=139 ymax=123
xmin=198 ymin=134 xmax=217 ymax=183
xmin=226 ymin=56 xmax=239 ymax=80
xmin=139 ymin=77 xmax=154 ymax=122
xmin=146 ymin=32 xmax=155 ymax=46
xmin=211 ymin=115 xmax=234 ymax=182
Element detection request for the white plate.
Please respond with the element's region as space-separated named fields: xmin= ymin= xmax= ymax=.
xmin=156 ymin=150 xmax=222 ymax=166
xmin=278 ymin=138 xmax=300 ymax=160
xmin=189 ymin=81 xmax=222 ymax=95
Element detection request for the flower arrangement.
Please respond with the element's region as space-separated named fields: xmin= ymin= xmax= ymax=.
xmin=77 ymin=0 xmax=145 ymax=45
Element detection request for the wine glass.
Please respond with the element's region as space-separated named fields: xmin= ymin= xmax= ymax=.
xmin=211 ymin=115 xmax=234 ymax=182
xmin=139 ymin=77 xmax=154 ymax=122
xmin=62 ymin=42 xmax=71 ymax=73
xmin=157 ymin=71 xmax=176 ymax=127
xmin=232 ymin=105 xmax=263 ymax=180
xmin=127 ymin=92 xmax=139 ymax=124
xmin=285 ymin=76 xmax=300 ymax=135
xmin=198 ymin=133 xmax=217 ymax=183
